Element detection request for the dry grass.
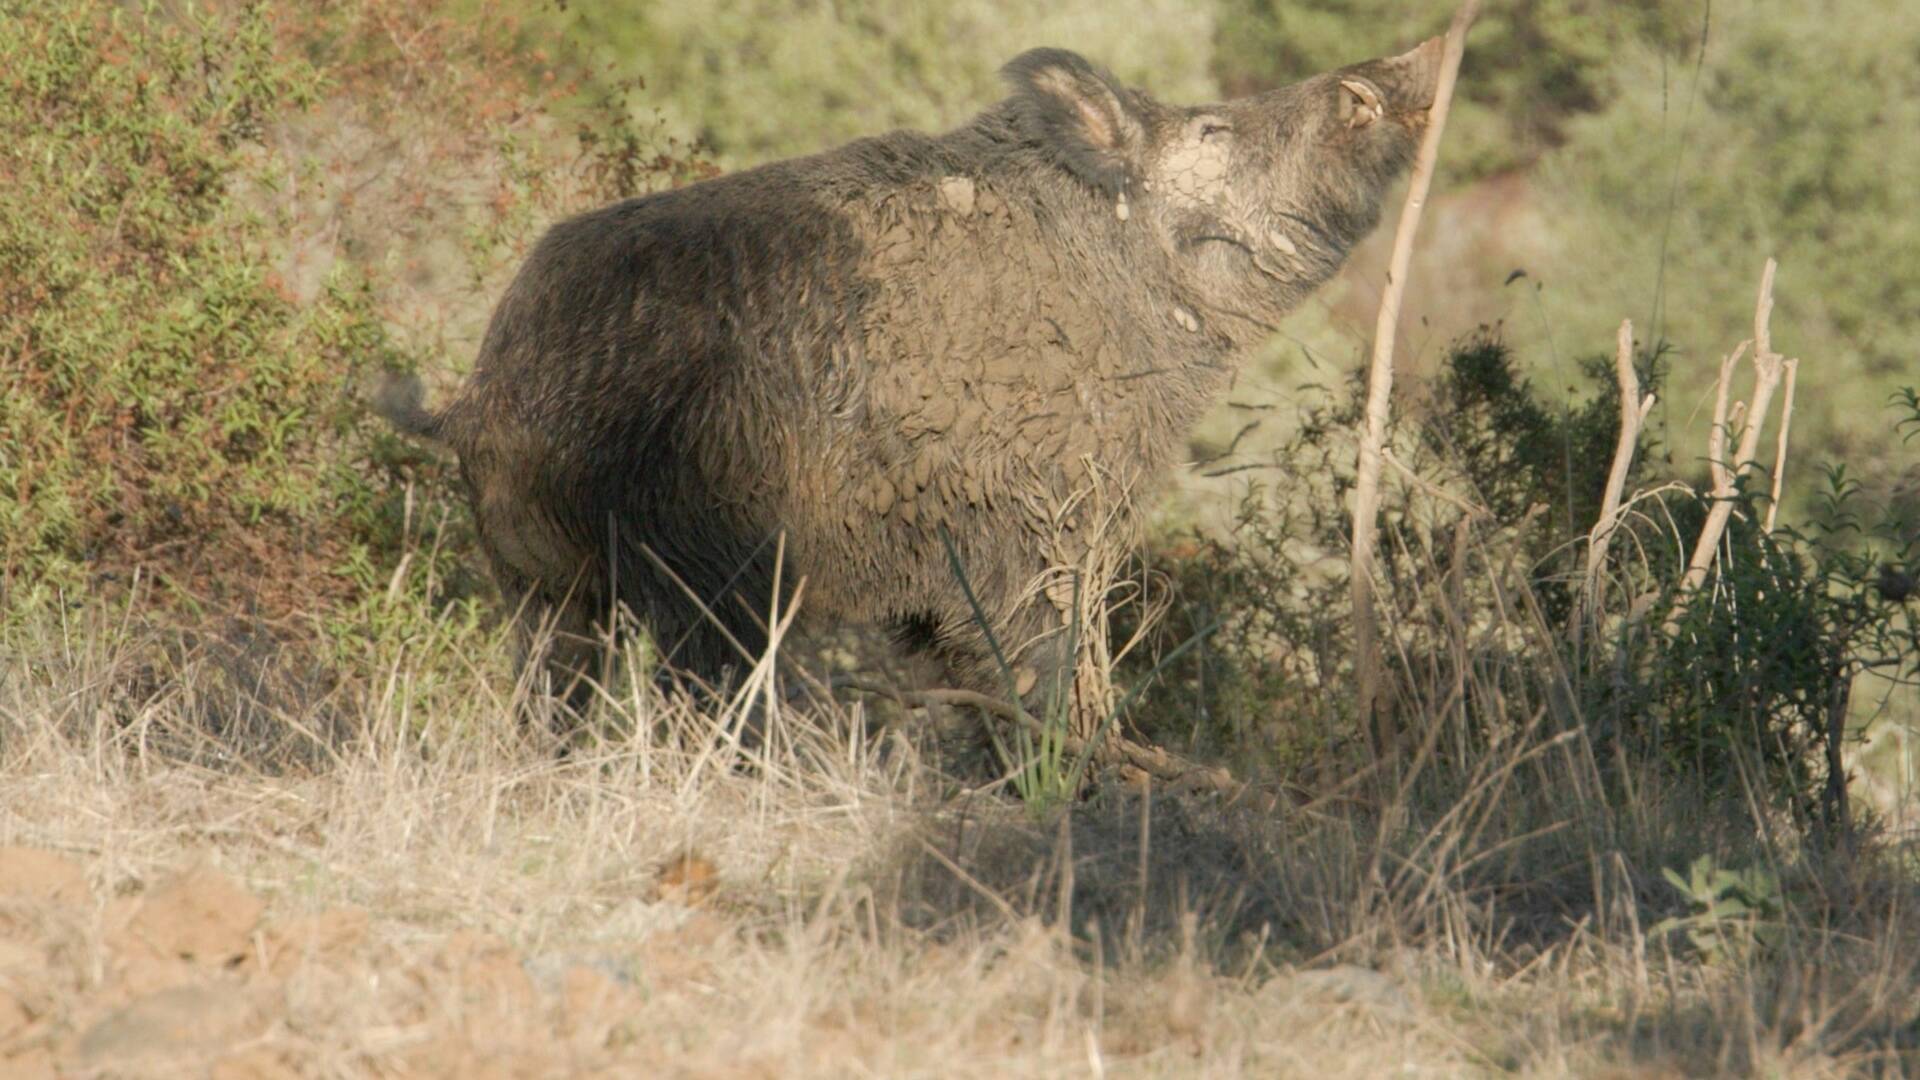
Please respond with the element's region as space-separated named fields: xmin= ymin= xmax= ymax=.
xmin=7 ymin=3 xmax=1917 ymax=1075
xmin=3 ymin=590 xmax=1918 ymax=1078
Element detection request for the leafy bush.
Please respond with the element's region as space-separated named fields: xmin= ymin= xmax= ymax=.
xmin=1651 ymin=853 xmax=1784 ymax=965
xmin=1127 ymin=331 xmax=1919 ymax=830
xmin=1125 ymin=336 xmax=1636 ymax=753
xmin=1547 ymin=0 xmax=1920 ymax=369
xmin=1607 ymin=456 xmax=1920 ymax=830
xmin=1499 ymin=0 xmax=1920 ymax=509
xmin=0 ymin=0 xmax=414 ymax=620
xmin=0 ymin=0 xmax=710 ymax=672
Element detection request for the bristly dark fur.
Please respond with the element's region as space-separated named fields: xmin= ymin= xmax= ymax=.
xmin=381 ymin=42 xmax=1441 ymax=725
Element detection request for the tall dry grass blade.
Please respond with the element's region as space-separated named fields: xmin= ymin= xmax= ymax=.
xmin=1351 ymin=0 xmax=1480 ymax=761
xmin=1054 ymin=809 xmax=1075 ymax=930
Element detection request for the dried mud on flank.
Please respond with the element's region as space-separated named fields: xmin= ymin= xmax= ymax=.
xmin=0 ymin=847 xmax=727 ymax=1078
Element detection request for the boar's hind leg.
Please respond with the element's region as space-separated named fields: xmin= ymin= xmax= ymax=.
xmin=497 ymin=549 xmax=765 ymax=734
xmin=611 ymin=536 xmax=777 ymax=704
xmin=495 ymin=566 xmax=616 ymax=734
xmin=641 ymin=605 xmax=766 ymax=702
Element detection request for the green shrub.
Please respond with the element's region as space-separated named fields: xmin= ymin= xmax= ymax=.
xmin=1126 ymin=336 xmax=1638 ymax=754
xmin=1507 ymin=0 xmax=1920 ymax=506
xmin=1128 ymin=333 xmax=1918 ymax=831
xmin=0 ymin=0 xmax=419 ymax=620
xmin=1606 ymin=455 xmax=1920 ymax=830
xmin=1547 ymin=0 xmax=1920 ymax=363
xmin=0 ymin=0 xmax=705 ymax=672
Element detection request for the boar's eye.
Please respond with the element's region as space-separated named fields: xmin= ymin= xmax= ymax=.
xmin=1338 ymin=78 xmax=1384 ymax=129
xmin=1200 ymin=121 xmax=1232 ymax=139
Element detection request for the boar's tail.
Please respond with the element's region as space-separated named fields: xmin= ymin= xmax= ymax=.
xmin=372 ymin=371 xmax=447 ymax=444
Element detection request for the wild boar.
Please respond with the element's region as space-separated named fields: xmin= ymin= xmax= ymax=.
xmin=380 ymin=41 xmax=1443 ymax=724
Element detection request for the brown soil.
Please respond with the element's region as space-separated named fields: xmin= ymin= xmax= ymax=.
xmin=0 ymin=848 xmax=724 ymax=1078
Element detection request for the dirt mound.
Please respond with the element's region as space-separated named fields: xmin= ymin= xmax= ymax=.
xmin=0 ymin=848 xmax=721 ymax=1077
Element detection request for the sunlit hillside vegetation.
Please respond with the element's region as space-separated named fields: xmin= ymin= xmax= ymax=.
xmin=2 ymin=0 xmax=1918 ymax=1074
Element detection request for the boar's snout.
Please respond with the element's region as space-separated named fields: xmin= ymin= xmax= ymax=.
xmin=1386 ymin=36 xmax=1445 ymax=115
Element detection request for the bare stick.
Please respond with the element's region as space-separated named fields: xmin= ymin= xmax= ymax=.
xmin=1708 ymin=342 xmax=1747 ymax=495
xmin=1754 ymin=256 xmax=1777 ymax=359
xmin=1577 ymin=319 xmax=1655 ymax=645
xmin=1350 ymin=0 xmax=1479 ymax=760
xmin=1766 ymin=358 xmax=1798 ymax=534
xmin=1668 ymin=258 xmax=1789 ymax=634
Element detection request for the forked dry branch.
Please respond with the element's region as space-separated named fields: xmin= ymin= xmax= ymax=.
xmin=1575 ymin=318 xmax=1656 ymax=649
xmin=1665 ymin=257 xmax=1798 ymax=635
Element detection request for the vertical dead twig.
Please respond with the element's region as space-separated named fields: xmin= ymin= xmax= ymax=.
xmin=1351 ymin=1 xmax=1479 ymax=759
xmin=1708 ymin=342 xmax=1746 ymax=496
xmin=1575 ymin=319 xmax=1655 ymax=649
xmin=1766 ymin=358 xmax=1798 ymax=534
xmin=1666 ymin=258 xmax=1792 ymax=635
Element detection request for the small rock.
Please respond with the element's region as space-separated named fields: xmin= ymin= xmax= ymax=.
xmin=1270 ymin=964 xmax=1416 ymax=1020
xmin=75 ymin=984 xmax=271 ymax=1067
xmin=110 ymin=864 xmax=264 ymax=969
xmin=0 ymin=849 xmax=90 ymax=908
xmin=650 ymin=851 xmax=719 ymax=907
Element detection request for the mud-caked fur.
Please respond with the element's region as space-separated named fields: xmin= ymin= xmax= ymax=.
xmin=382 ymin=41 xmax=1445 ymax=718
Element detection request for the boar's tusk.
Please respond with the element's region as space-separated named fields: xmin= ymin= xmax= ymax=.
xmin=1340 ymin=79 xmax=1384 ymax=128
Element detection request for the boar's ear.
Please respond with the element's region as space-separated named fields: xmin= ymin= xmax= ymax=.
xmin=1002 ymin=48 xmax=1147 ymax=198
